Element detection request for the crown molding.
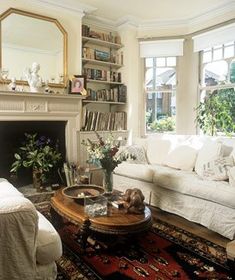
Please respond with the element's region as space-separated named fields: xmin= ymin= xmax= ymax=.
xmin=83 ymin=0 xmax=235 ymax=33
xmin=34 ymin=0 xmax=96 ymax=17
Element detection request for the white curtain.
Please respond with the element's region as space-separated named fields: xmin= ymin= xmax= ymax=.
xmin=139 ymin=39 xmax=184 ymax=58
xmin=192 ymin=23 xmax=235 ymax=52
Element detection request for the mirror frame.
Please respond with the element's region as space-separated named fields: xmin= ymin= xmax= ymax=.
xmin=0 ymin=8 xmax=68 ymax=88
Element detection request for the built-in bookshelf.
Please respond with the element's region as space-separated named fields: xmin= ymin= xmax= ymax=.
xmin=81 ymin=23 xmax=127 ymax=132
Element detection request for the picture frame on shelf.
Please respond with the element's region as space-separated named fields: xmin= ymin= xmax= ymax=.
xmin=69 ymin=75 xmax=87 ymax=95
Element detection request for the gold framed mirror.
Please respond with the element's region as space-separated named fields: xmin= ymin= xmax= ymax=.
xmin=0 ymin=8 xmax=68 ymax=88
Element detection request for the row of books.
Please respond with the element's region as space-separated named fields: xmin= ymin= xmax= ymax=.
xmin=87 ymin=85 xmax=127 ymax=103
xmin=82 ymin=24 xmax=122 ymax=45
xmin=83 ymin=67 xmax=122 ymax=83
xmin=82 ymin=47 xmax=123 ymax=65
xmin=82 ymin=110 xmax=127 ymax=131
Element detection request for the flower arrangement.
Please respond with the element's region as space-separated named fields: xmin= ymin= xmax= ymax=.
xmin=82 ymin=132 xmax=134 ymax=171
xmin=11 ymin=133 xmax=62 ymax=189
xmin=82 ymin=132 xmax=135 ymax=193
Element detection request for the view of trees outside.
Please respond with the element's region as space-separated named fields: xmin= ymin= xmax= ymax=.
xmin=199 ymin=41 xmax=235 ymax=135
xmin=145 ymin=57 xmax=177 ymax=133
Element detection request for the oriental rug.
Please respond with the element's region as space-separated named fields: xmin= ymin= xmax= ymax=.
xmin=36 ymin=203 xmax=233 ymax=280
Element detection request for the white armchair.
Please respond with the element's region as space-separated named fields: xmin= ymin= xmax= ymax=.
xmin=0 ymin=179 xmax=62 ymax=280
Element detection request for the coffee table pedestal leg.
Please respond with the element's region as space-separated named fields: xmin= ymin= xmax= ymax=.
xmin=80 ymin=218 xmax=91 ymax=252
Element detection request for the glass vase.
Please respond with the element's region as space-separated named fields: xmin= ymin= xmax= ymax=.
xmin=102 ymin=169 xmax=113 ymax=194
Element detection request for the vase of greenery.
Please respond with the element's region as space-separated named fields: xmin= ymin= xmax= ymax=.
xmin=10 ymin=133 xmax=62 ymax=191
xmin=82 ymin=132 xmax=135 ymax=194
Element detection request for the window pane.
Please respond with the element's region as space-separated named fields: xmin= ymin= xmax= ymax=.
xmin=203 ymin=51 xmax=212 ymax=63
xmin=203 ymin=61 xmax=228 ymax=86
xmin=145 ymin=91 xmax=176 ymax=133
xmin=224 ymin=45 xmax=234 ymax=58
xmin=145 ymin=68 xmax=153 ymax=90
xmin=155 ymin=67 xmax=176 ymax=90
xmin=166 ymin=57 xmax=176 ymax=66
xmin=213 ymin=47 xmax=223 ymax=60
xmin=230 ymin=60 xmax=235 ymax=83
xmin=145 ymin=58 xmax=153 ymax=67
xmin=156 ymin=57 xmax=165 ymax=66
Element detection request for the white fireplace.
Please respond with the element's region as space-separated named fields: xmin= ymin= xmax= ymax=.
xmin=0 ymin=91 xmax=84 ymax=163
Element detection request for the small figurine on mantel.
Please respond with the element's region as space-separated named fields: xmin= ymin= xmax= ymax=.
xmin=8 ymin=77 xmax=17 ymax=91
xmin=24 ymin=62 xmax=43 ymax=93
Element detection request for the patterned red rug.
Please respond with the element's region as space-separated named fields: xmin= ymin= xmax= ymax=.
xmin=56 ymin=220 xmax=232 ymax=280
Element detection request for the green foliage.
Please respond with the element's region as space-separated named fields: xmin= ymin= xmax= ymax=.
xmin=195 ymin=89 xmax=235 ymax=136
xmin=10 ymin=133 xmax=62 ymax=181
xmin=150 ymin=117 xmax=176 ymax=132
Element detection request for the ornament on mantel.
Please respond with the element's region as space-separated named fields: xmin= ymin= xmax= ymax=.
xmin=24 ymin=62 xmax=43 ymax=93
xmin=8 ymin=77 xmax=17 ymax=91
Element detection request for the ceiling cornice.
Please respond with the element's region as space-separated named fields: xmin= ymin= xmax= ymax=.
xmin=84 ymin=0 xmax=235 ymax=33
xmin=34 ymin=0 xmax=235 ymax=32
xmin=34 ymin=0 xmax=96 ymax=16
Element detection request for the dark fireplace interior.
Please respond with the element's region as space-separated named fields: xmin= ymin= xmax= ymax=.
xmin=0 ymin=121 xmax=66 ymax=188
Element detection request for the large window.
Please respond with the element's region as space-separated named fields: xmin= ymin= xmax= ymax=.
xmin=199 ymin=42 xmax=235 ymax=135
xmin=144 ymin=57 xmax=177 ymax=134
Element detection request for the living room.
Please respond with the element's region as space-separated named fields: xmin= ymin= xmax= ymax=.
xmin=0 ymin=0 xmax=235 ymax=279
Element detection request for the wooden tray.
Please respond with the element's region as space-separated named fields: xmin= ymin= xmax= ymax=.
xmin=62 ymin=185 xmax=104 ymax=203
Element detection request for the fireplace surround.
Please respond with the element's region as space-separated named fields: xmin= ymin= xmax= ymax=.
xmin=0 ymin=91 xmax=84 ymax=184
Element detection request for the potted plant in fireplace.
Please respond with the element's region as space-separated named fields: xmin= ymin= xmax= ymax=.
xmin=10 ymin=133 xmax=62 ymax=191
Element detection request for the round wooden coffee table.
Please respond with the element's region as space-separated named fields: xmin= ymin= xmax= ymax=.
xmin=50 ymin=188 xmax=152 ymax=248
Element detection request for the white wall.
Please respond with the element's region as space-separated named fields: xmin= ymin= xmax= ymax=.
xmin=118 ymin=24 xmax=141 ymax=139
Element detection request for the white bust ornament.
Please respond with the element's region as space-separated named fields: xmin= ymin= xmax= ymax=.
xmin=24 ymin=62 xmax=43 ymax=92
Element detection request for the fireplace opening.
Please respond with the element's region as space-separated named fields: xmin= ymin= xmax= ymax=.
xmin=0 ymin=121 xmax=66 ymax=188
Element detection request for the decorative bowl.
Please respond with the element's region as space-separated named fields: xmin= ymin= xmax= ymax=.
xmin=62 ymin=185 xmax=104 ymax=203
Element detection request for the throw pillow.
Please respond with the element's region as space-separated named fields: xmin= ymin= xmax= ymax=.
xmin=147 ymin=138 xmax=172 ymax=165
xmin=195 ymin=141 xmax=223 ymax=177
xmin=163 ymin=145 xmax=198 ymax=171
xmin=228 ymin=166 xmax=235 ymax=187
xmin=121 ymin=145 xmax=148 ymax=164
xmin=202 ymin=156 xmax=234 ymax=181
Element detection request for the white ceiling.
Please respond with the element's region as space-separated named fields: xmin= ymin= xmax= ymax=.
xmin=77 ymin=0 xmax=234 ymax=22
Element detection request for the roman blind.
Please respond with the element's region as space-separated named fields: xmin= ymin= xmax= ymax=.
xmin=193 ymin=23 xmax=235 ymax=52
xmin=139 ymin=39 xmax=184 ymax=58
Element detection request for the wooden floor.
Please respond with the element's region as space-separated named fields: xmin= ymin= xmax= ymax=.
xmin=150 ymin=206 xmax=229 ymax=248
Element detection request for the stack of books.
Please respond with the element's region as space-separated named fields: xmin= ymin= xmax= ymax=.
xmin=87 ymin=85 xmax=127 ymax=102
xmin=82 ymin=24 xmax=122 ymax=45
xmin=83 ymin=68 xmax=122 ymax=83
xmin=82 ymin=110 xmax=127 ymax=131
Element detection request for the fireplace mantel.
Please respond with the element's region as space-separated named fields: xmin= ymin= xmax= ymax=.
xmin=0 ymin=91 xmax=84 ymax=162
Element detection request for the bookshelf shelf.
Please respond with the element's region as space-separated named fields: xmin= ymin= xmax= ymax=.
xmin=82 ymin=100 xmax=125 ymax=105
xmin=82 ymin=36 xmax=123 ymax=49
xmin=87 ymin=79 xmax=123 ymax=85
xmin=82 ymin=58 xmax=123 ymax=69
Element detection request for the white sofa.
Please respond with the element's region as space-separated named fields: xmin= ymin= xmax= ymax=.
xmin=114 ymin=134 xmax=235 ymax=240
xmin=0 ymin=178 xmax=62 ymax=280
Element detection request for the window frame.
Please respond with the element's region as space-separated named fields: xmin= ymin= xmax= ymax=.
xmin=144 ymin=56 xmax=178 ymax=135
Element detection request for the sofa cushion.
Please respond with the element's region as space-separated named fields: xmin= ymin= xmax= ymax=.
xmin=114 ymin=162 xmax=154 ymax=182
xmin=0 ymin=180 xmax=24 ymax=198
xmin=202 ymin=156 xmax=234 ymax=181
xmin=121 ymin=145 xmax=148 ymax=164
xmin=229 ymin=166 xmax=235 ymax=187
xmin=163 ymin=145 xmax=198 ymax=171
xmin=152 ymin=164 xmax=235 ymax=209
xmin=195 ymin=141 xmax=222 ymax=177
xmin=36 ymin=212 xmax=62 ymax=265
xmin=147 ymin=138 xmax=172 ymax=165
